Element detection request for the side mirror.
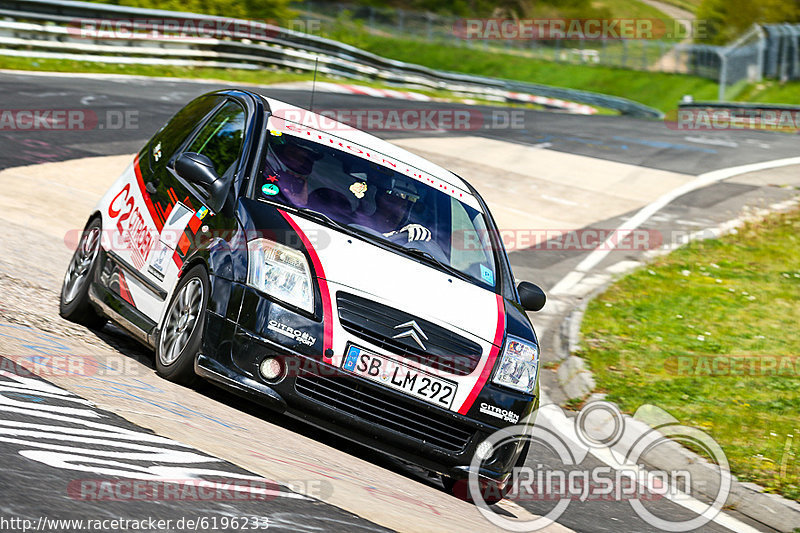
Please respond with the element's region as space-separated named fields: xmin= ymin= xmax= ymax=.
xmin=174 ymin=152 xmax=227 ymax=209
xmin=517 ymin=281 xmax=546 ymax=312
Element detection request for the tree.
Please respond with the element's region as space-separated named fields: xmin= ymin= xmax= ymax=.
xmin=696 ymin=0 xmax=800 ymax=44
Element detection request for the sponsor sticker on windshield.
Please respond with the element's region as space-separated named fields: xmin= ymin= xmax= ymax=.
xmin=480 ymin=264 xmax=495 ymax=286
xmin=349 ymin=181 xmax=367 ymax=199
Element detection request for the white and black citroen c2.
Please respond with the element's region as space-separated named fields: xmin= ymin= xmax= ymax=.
xmin=60 ymin=89 xmax=547 ymax=500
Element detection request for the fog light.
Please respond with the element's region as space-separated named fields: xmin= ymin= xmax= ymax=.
xmin=475 ymin=440 xmax=494 ymax=461
xmin=259 ymin=357 xmax=283 ymax=381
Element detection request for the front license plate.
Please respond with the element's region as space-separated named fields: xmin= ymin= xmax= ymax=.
xmin=342 ymin=345 xmax=457 ymax=409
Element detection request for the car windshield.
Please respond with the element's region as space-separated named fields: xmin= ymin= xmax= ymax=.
xmin=255 ymin=127 xmax=498 ymax=289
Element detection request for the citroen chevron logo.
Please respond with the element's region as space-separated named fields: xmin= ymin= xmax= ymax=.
xmin=392 ymin=320 xmax=428 ymax=350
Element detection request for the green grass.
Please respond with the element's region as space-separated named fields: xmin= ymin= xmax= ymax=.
xmin=325 ymin=31 xmax=718 ymax=112
xmin=0 ymin=55 xmax=576 ymax=111
xmin=0 ymin=56 xmax=320 ymax=85
xmin=578 ymin=208 xmax=800 ymax=500
xmin=732 ymin=80 xmax=800 ymax=106
xmin=640 ymin=0 xmax=702 ymax=14
xmin=594 ymin=0 xmax=675 ymax=21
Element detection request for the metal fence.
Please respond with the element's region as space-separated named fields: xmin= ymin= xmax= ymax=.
xmin=762 ymin=24 xmax=800 ymax=81
xmin=295 ymin=2 xmax=800 ymax=100
xmin=295 ymin=2 xmax=699 ymax=73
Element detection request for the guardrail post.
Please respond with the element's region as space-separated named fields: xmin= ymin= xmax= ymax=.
xmin=641 ymin=40 xmax=648 ymax=69
xmin=718 ymin=51 xmax=728 ymax=101
xmin=600 ymin=38 xmax=607 ymax=65
xmin=622 ymin=39 xmax=628 ymax=68
xmin=755 ymin=25 xmax=765 ymax=81
xmin=425 ymin=13 xmax=432 ymax=42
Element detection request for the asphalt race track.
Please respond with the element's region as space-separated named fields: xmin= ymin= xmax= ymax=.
xmin=1 ymin=71 xmax=798 ymax=533
xmin=0 ymin=365 xmax=388 ymax=532
xmin=2 ymin=71 xmax=798 ymax=174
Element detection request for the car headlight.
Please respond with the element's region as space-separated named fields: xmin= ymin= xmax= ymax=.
xmin=492 ymin=336 xmax=539 ymax=394
xmin=247 ymin=238 xmax=314 ymax=314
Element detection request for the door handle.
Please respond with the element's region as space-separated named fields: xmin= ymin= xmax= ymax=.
xmin=145 ymin=181 xmax=158 ymax=195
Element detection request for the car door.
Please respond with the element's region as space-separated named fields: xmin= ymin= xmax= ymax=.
xmin=99 ymin=94 xmax=247 ymax=326
xmin=144 ymin=98 xmax=248 ymax=317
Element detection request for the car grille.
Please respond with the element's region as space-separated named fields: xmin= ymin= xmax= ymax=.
xmin=336 ymin=292 xmax=483 ymax=376
xmin=295 ymin=373 xmax=474 ymax=452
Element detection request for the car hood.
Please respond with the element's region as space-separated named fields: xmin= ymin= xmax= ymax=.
xmin=288 ymin=213 xmax=504 ymax=347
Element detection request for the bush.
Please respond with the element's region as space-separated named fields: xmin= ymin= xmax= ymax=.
xmin=696 ymin=0 xmax=800 ymax=44
xmin=89 ymin=0 xmax=294 ymax=23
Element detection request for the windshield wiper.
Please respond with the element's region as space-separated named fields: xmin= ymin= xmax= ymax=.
xmin=397 ymin=246 xmax=473 ymax=283
xmin=296 ymin=207 xmax=343 ymax=229
xmin=255 ymin=198 xmax=364 ymax=240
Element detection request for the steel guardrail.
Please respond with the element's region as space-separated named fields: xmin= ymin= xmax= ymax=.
xmin=0 ymin=0 xmax=664 ymax=118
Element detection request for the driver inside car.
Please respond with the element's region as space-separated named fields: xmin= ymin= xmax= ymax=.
xmin=267 ymin=141 xmax=321 ymax=207
xmin=373 ymin=180 xmax=432 ymax=243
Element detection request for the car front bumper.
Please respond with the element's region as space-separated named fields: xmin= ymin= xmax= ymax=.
xmin=197 ymin=310 xmax=538 ymax=484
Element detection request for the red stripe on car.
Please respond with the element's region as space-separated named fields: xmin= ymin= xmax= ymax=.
xmin=133 ymin=156 xmax=164 ymax=231
xmin=172 ymin=250 xmax=183 ymax=269
xmin=188 ymin=214 xmax=202 ymax=234
xmin=458 ymin=294 xmax=505 ymax=415
xmin=279 ymin=210 xmax=334 ymax=362
xmin=118 ymin=271 xmax=135 ymax=305
xmin=177 ymin=233 xmax=191 ymax=255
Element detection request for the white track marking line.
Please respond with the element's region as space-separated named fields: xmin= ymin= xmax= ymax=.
xmin=684 ymin=136 xmax=738 ymax=148
xmin=541 ymin=194 xmax=580 ymax=206
xmin=550 ymin=156 xmax=800 ymax=295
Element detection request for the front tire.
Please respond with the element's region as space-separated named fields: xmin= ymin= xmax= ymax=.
xmin=155 ymin=264 xmax=209 ymax=385
xmin=59 ymin=218 xmax=106 ymax=329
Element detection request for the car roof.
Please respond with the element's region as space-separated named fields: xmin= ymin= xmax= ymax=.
xmin=260 ymin=95 xmax=475 ymax=197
